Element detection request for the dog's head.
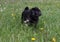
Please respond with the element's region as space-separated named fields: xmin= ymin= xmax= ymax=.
xmin=31 ymin=7 xmax=41 ymax=17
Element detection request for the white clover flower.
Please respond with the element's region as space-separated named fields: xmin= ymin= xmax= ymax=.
xmin=4 ymin=7 xmax=6 ymax=10
xmin=0 ymin=8 xmax=3 ymax=12
xmin=0 ymin=4 xmax=1 ymax=7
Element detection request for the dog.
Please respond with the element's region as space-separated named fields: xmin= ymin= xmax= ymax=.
xmin=21 ymin=7 xmax=41 ymax=27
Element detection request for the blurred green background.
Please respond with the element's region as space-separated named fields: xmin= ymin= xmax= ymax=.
xmin=0 ymin=0 xmax=60 ymax=42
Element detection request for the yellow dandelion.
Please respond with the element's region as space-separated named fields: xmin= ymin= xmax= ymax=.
xmin=40 ymin=28 xmax=44 ymax=32
xmin=11 ymin=13 xmax=15 ymax=17
xmin=52 ymin=37 xmax=56 ymax=42
xmin=40 ymin=28 xmax=44 ymax=31
xmin=31 ymin=37 xmax=36 ymax=41
xmin=57 ymin=4 xmax=59 ymax=6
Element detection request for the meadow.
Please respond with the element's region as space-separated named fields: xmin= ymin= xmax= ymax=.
xmin=0 ymin=0 xmax=60 ymax=42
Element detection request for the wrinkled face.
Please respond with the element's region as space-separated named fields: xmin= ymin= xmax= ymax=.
xmin=31 ymin=11 xmax=40 ymax=17
xmin=31 ymin=7 xmax=41 ymax=17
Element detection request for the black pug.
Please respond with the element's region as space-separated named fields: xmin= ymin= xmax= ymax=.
xmin=21 ymin=7 xmax=41 ymax=27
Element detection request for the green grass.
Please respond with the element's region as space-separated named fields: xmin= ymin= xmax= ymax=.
xmin=0 ymin=0 xmax=60 ymax=42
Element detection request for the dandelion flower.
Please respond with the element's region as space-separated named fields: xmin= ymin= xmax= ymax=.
xmin=57 ymin=4 xmax=59 ymax=6
xmin=40 ymin=28 xmax=44 ymax=31
xmin=11 ymin=13 xmax=15 ymax=17
xmin=52 ymin=37 xmax=56 ymax=42
xmin=40 ymin=28 xmax=44 ymax=32
xmin=31 ymin=37 xmax=36 ymax=41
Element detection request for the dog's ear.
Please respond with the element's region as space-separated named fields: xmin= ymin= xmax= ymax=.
xmin=36 ymin=8 xmax=42 ymax=16
xmin=39 ymin=11 xmax=42 ymax=16
xmin=25 ymin=7 xmax=29 ymax=10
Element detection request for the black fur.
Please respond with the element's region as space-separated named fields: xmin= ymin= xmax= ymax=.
xmin=21 ymin=7 xmax=30 ymax=24
xmin=21 ymin=7 xmax=41 ymax=27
